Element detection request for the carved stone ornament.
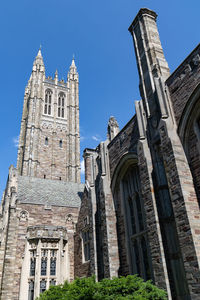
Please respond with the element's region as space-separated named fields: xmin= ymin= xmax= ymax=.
xmin=192 ymin=54 xmax=200 ymax=66
xmin=66 ymin=214 xmax=73 ymax=223
xmin=19 ymin=210 xmax=29 ymax=221
xmin=107 ymin=116 xmax=120 ymax=141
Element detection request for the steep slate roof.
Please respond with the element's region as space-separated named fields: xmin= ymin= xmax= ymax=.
xmin=17 ymin=176 xmax=84 ymax=207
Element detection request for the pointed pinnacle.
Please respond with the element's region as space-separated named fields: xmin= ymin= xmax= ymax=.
xmin=71 ymin=56 xmax=76 ymax=68
xmin=55 ymin=69 xmax=58 ymax=78
xmin=37 ymin=48 xmax=42 ymax=57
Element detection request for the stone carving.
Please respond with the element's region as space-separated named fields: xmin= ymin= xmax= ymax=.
xmin=107 ymin=116 xmax=119 ymax=141
xmin=66 ymin=214 xmax=73 ymax=223
xmin=192 ymin=54 xmax=200 ymax=66
xmin=27 ymin=225 xmax=68 ymax=241
xmin=19 ymin=210 xmax=29 ymax=221
xmin=66 ymin=214 xmax=75 ymax=230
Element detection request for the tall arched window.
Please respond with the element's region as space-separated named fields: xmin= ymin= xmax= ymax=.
xmin=44 ymin=90 xmax=52 ymax=115
xmin=28 ymin=281 xmax=34 ymax=300
xmin=121 ymin=166 xmax=151 ymax=280
xmin=58 ymin=93 xmax=65 ymax=118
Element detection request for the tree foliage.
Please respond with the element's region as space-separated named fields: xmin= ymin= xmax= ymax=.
xmin=37 ymin=275 xmax=167 ymax=300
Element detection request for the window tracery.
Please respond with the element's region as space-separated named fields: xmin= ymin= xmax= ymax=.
xmin=40 ymin=279 xmax=46 ymax=294
xmin=30 ymin=250 xmax=36 ymax=276
xmin=27 ymin=241 xmax=58 ymax=298
xmin=50 ymin=279 xmax=56 ymax=286
xmin=58 ymin=93 xmax=65 ymax=118
xmin=44 ymin=90 xmax=52 ymax=115
xmin=28 ymin=281 xmax=34 ymax=300
xmin=41 ymin=257 xmax=47 ymax=276
xmin=122 ymin=166 xmax=151 ymax=280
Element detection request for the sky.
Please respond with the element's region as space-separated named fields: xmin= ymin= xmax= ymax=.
xmin=0 ymin=0 xmax=200 ymax=196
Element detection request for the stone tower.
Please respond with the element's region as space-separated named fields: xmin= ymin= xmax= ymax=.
xmin=0 ymin=50 xmax=84 ymax=300
xmin=17 ymin=49 xmax=80 ymax=183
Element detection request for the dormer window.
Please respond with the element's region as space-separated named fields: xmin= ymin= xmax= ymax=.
xmin=44 ymin=90 xmax=52 ymax=115
xmin=58 ymin=93 xmax=65 ymax=118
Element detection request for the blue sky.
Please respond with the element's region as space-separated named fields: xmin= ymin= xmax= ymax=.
xmin=0 ymin=0 xmax=200 ymax=196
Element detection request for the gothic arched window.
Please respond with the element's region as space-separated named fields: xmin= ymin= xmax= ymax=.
xmin=28 ymin=281 xmax=34 ymax=300
xmin=50 ymin=258 xmax=56 ymax=276
xmin=121 ymin=166 xmax=151 ymax=280
xmin=50 ymin=279 xmax=56 ymax=286
xmin=41 ymin=255 xmax=47 ymax=276
xmin=44 ymin=90 xmax=52 ymax=115
xmin=40 ymin=280 xmax=46 ymax=294
xmin=58 ymin=93 xmax=65 ymax=118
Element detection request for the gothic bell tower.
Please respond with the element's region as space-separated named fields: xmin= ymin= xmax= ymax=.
xmin=17 ymin=50 xmax=81 ymax=183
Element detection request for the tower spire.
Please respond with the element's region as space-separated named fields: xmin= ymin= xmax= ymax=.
xmin=68 ymin=56 xmax=78 ymax=81
xmin=70 ymin=56 xmax=77 ymax=72
xmin=33 ymin=48 xmax=45 ymax=71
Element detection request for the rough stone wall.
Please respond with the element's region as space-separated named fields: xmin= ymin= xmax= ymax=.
xmin=79 ymin=143 xmax=120 ymax=281
xmin=108 ymin=116 xmax=139 ymax=179
xmin=0 ymin=200 xmax=79 ymax=300
xmin=95 ymin=176 xmax=118 ymax=279
xmin=37 ymin=126 xmax=69 ymax=180
xmin=108 ymin=118 xmax=139 ymax=276
xmin=74 ymin=190 xmax=93 ymax=278
xmin=159 ymin=121 xmax=200 ymax=299
xmin=17 ymin=52 xmax=80 ymax=183
xmin=137 ymin=138 xmax=170 ymax=292
xmin=188 ymin=126 xmax=200 ymax=201
xmin=112 ymin=187 xmax=129 ymax=276
xmin=166 ymin=44 xmax=200 ymax=126
xmin=128 ymin=8 xmax=200 ymax=299
xmin=166 ymin=45 xmax=200 ymax=205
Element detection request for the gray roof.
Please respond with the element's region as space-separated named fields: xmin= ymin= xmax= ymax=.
xmin=17 ymin=176 xmax=84 ymax=207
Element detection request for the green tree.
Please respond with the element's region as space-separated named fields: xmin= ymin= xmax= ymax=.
xmin=37 ymin=275 xmax=167 ymax=300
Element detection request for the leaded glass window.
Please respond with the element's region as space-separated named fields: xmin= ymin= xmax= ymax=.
xmin=30 ymin=250 xmax=36 ymax=276
xmin=30 ymin=258 xmax=36 ymax=276
xmin=41 ymin=257 xmax=47 ymax=276
xmin=58 ymin=93 xmax=65 ymax=118
xmin=50 ymin=258 xmax=56 ymax=276
xmin=122 ymin=166 xmax=152 ymax=280
xmin=28 ymin=281 xmax=34 ymax=300
xmin=44 ymin=90 xmax=52 ymax=115
xmin=50 ymin=279 xmax=56 ymax=286
xmin=40 ymin=280 xmax=46 ymax=294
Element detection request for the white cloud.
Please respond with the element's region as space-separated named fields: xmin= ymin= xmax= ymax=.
xmin=80 ymin=135 xmax=85 ymax=142
xmin=80 ymin=159 xmax=85 ymax=175
xmin=92 ymin=135 xmax=101 ymax=142
xmin=13 ymin=135 xmax=19 ymax=148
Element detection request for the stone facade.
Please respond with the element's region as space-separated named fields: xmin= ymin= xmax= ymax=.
xmin=75 ymin=8 xmax=200 ymax=300
xmin=17 ymin=51 xmax=80 ymax=183
xmin=1 ymin=7 xmax=200 ymax=300
xmin=0 ymin=53 xmax=83 ymax=300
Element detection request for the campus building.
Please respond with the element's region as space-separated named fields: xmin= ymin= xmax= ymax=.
xmin=1 ymin=8 xmax=200 ymax=300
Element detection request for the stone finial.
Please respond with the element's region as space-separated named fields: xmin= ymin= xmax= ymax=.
xmin=68 ymin=56 xmax=79 ymax=81
xmin=107 ymin=116 xmax=119 ymax=142
xmin=69 ymin=57 xmax=77 ymax=74
xmin=32 ymin=48 xmax=45 ymax=72
xmin=54 ymin=69 xmax=58 ymax=84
